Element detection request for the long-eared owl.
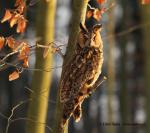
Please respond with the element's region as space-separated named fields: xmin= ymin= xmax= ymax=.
xmin=60 ymin=23 xmax=104 ymax=126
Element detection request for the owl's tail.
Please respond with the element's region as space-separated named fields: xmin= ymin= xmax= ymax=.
xmin=73 ymin=103 xmax=82 ymax=122
xmin=61 ymin=98 xmax=83 ymax=127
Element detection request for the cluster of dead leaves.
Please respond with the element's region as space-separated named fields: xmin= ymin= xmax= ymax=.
xmin=142 ymin=0 xmax=150 ymax=4
xmin=97 ymin=0 xmax=106 ymax=4
xmin=86 ymin=7 xmax=105 ymax=21
xmin=43 ymin=45 xmax=62 ymax=58
xmin=0 ymin=36 xmax=30 ymax=81
xmin=9 ymin=70 xmax=20 ymax=81
xmin=88 ymin=0 xmax=115 ymax=21
xmin=1 ymin=0 xmax=27 ymax=33
xmin=0 ymin=0 xmax=29 ymax=81
xmin=87 ymin=0 xmax=110 ymax=21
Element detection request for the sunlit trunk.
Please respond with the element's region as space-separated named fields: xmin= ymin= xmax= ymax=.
xmin=26 ymin=0 xmax=56 ymax=133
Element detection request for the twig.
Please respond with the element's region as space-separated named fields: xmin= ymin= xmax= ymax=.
xmin=0 ymin=112 xmax=53 ymax=133
xmin=36 ymin=42 xmax=65 ymax=58
xmin=0 ymin=50 xmax=19 ymax=64
xmin=25 ymin=86 xmax=56 ymax=104
xmin=104 ymin=22 xmax=150 ymax=40
xmin=5 ymin=99 xmax=32 ymax=133
xmin=0 ymin=86 xmax=55 ymax=133
xmin=2 ymin=61 xmax=62 ymax=72
xmin=11 ymin=117 xmax=53 ymax=132
xmin=0 ymin=112 xmax=8 ymax=119
xmin=0 ymin=40 xmax=65 ymax=72
xmin=89 ymin=76 xmax=107 ymax=94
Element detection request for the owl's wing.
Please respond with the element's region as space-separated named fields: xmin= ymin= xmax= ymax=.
xmin=60 ymin=53 xmax=86 ymax=102
xmin=60 ymin=48 xmax=98 ymax=103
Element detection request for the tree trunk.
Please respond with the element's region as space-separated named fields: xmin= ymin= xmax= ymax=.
xmin=141 ymin=5 xmax=150 ymax=133
xmin=119 ymin=1 xmax=131 ymax=133
xmin=53 ymin=0 xmax=88 ymax=133
xmin=26 ymin=0 xmax=56 ymax=133
xmin=106 ymin=1 xmax=116 ymax=132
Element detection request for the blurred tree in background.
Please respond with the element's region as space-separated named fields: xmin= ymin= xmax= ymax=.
xmin=118 ymin=1 xmax=131 ymax=133
xmin=106 ymin=0 xmax=116 ymax=133
xmin=26 ymin=0 xmax=56 ymax=133
xmin=141 ymin=4 xmax=150 ymax=133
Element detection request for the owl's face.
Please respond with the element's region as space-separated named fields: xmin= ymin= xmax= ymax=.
xmin=78 ymin=23 xmax=102 ymax=49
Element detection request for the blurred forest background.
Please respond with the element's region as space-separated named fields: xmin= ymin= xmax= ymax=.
xmin=0 ymin=0 xmax=150 ymax=133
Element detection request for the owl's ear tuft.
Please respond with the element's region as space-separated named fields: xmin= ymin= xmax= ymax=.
xmin=93 ymin=24 xmax=102 ymax=33
xmin=80 ymin=23 xmax=88 ymax=33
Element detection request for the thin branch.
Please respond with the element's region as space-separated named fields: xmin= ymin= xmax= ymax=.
xmin=22 ymin=65 xmax=62 ymax=72
xmin=0 ymin=86 xmax=56 ymax=133
xmin=25 ymin=86 xmax=56 ymax=104
xmin=11 ymin=117 xmax=53 ymax=133
xmin=2 ymin=61 xmax=62 ymax=72
xmin=5 ymin=99 xmax=32 ymax=133
xmin=0 ymin=112 xmax=53 ymax=133
xmin=89 ymin=76 xmax=107 ymax=95
xmin=0 ymin=41 xmax=65 ymax=72
xmin=0 ymin=112 xmax=8 ymax=120
xmin=104 ymin=22 xmax=150 ymax=40
xmin=0 ymin=51 xmax=19 ymax=64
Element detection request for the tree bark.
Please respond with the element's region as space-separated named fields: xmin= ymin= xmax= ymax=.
xmin=119 ymin=1 xmax=131 ymax=133
xmin=53 ymin=0 xmax=88 ymax=133
xmin=141 ymin=4 xmax=150 ymax=133
xmin=106 ymin=1 xmax=116 ymax=132
xmin=26 ymin=0 xmax=56 ymax=133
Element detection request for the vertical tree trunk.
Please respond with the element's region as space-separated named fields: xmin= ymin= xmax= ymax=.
xmin=53 ymin=0 xmax=88 ymax=133
xmin=141 ymin=5 xmax=150 ymax=133
xmin=119 ymin=37 xmax=128 ymax=133
xmin=106 ymin=1 xmax=116 ymax=132
xmin=119 ymin=1 xmax=131 ymax=133
xmin=26 ymin=0 xmax=56 ymax=133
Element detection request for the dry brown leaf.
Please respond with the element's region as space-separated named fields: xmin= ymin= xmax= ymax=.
xmin=93 ymin=9 xmax=102 ymax=21
xmin=17 ymin=17 xmax=27 ymax=33
xmin=142 ymin=0 xmax=150 ymax=4
xmin=0 ymin=37 xmax=5 ymax=50
xmin=97 ymin=0 xmax=106 ymax=4
xmin=6 ymin=37 xmax=16 ymax=49
xmin=23 ymin=57 xmax=29 ymax=67
xmin=9 ymin=70 xmax=19 ymax=81
xmin=51 ymin=46 xmax=59 ymax=53
xmin=15 ymin=0 xmax=24 ymax=7
xmin=18 ymin=43 xmax=30 ymax=60
xmin=86 ymin=8 xmax=102 ymax=21
xmin=1 ymin=10 xmax=12 ymax=23
xmin=9 ymin=14 xmax=20 ymax=28
xmin=17 ymin=2 xmax=26 ymax=14
xmin=43 ymin=47 xmax=50 ymax=58
xmin=13 ymin=41 xmax=24 ymax=51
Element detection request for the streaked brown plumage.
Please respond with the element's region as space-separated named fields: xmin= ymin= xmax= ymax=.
xmin=60 ymin=23 xmax=104 ymax=126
